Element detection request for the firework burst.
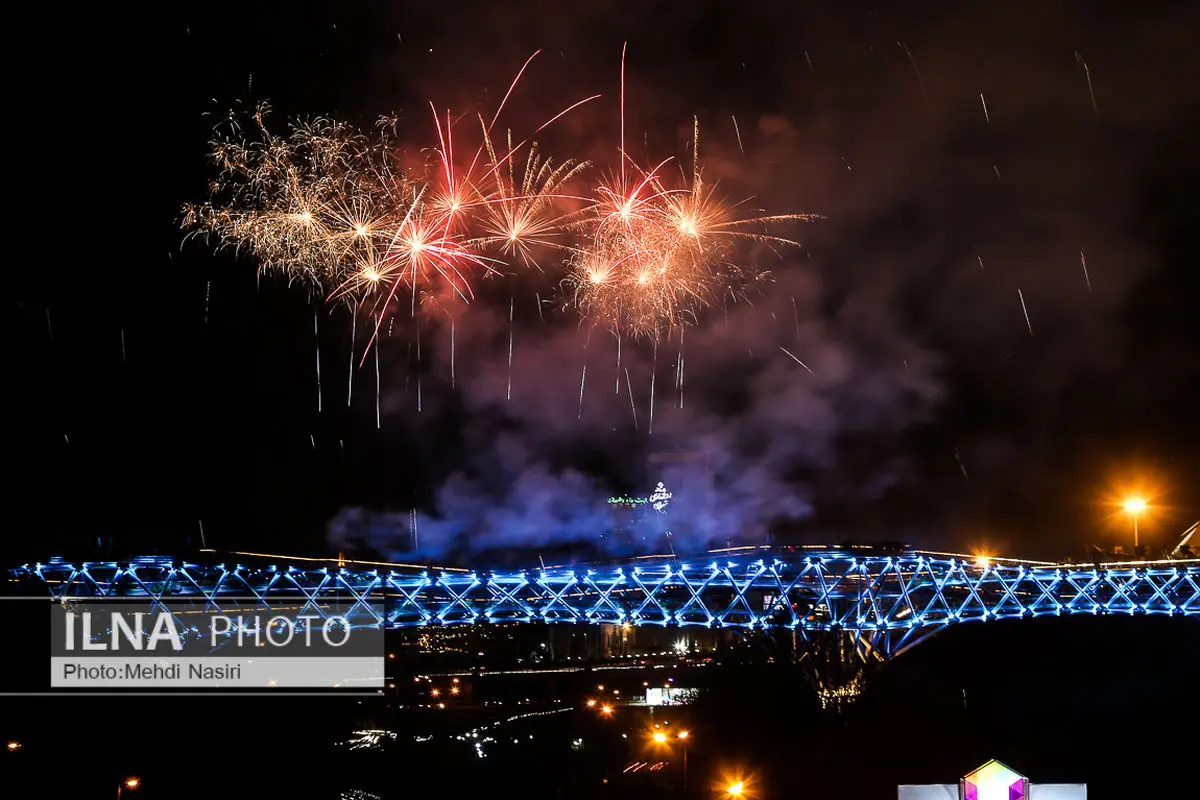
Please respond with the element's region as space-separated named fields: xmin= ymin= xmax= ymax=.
xmin=181 ymin=55 xmax=818 ymax=341
xmin=566 ymin=118 xmax=820 ymax=339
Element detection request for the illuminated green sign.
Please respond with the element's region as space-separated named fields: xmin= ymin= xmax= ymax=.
xmin=608 ymin=496 xmax=649 ymax=505
xmin=608 ymin=483 xmax=672 ymax=512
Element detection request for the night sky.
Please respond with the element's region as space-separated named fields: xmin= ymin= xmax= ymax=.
xmin=11 ymin=2 xmax=1199 ymax=566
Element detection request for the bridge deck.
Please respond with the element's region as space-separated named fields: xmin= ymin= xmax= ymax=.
xmin=7 ymin=548 xmax=1198 ymax=658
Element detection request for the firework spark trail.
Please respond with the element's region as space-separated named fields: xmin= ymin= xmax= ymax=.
xmin=415 ymin=318 xmax=422 ymax=412
xmin=648 ymin=338 xmax=657 ymax=434
xmin=955 ymin=448 xmax=969 ymax=480
xmin=620 ymin=42 xmax=628 ymax=190
xmin=506 ymin=296 xmax=514 ymax=401
xmin=314 ymin=311 xmax=322 ymax=412
xmin=1017 ymin=289 xmax=1033 ymax=337
xmin=1080 ymin=249 xmax=1092 ymax=291
xmin=780 ymin=346 xmax=815 ymax=376
xmin=449 ymin=315 xmax=456 ymax=388
xmin=675 ymin=327 xmax=685 ymax=409
xmin=1075 ymin=52 xmax=1099 ymax=117
xmin=204 ymin=281 xmax=211 ymax=328
xmin=348 ymin=311 xmax=356 ymax=406
xmin=120 ymin=330 xmax=126 ymax=363
xmin=977 ymin=255 xmax=986 ymax=272
xmin=980 ymin=93 xmax=990 ymax=124
xmin=731 ymin=115 xmax=744 ymax=156
xmin=625 ymin=367 xmax=638 ymax=430
xmin=898 ymin=41 xmax=930 ymax=112
xmin=46 ymin=308 xmax=52 ymax=341
xmin=615 ymin=331 xmax=622 ymax=394
xmin=374 ymin=321 xmax=381 ymax=428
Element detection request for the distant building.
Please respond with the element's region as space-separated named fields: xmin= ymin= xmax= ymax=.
xmin=898 ymin=759 xmax=1086 ymax=799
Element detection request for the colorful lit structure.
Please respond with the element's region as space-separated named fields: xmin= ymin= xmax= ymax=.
xmin=7 ymin=547 xmax=1198 ymax=660
xmin=962 ymin=760 xmax=1028 ymax=800
xmin=899 ymin=759 xmax=1085 ymax=799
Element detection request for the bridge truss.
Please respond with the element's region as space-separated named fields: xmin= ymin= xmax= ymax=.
xmin=8 ymin=549 xmax=1198 ymax=661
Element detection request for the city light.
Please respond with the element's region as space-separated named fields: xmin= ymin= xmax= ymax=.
xmin=600 ymin=705 xmax=613 ymax=715
xmin=726 ymin=781 xmax=744 ymax=796
xmin=117 ymin=777 xmax=140 ymax=798
xmin=1123 ymin=497 xmax=1150 ymax=548
xmin=653 ymin=731 xmax=668 ymax=743
xmin=5 ymin=741 xmax=19 ymax=752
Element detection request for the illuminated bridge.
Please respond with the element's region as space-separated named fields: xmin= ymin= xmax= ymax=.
xmin=7 ymin=545 xmax=1199 ymax=659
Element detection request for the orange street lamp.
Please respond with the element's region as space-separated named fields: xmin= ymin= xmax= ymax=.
xmin=726 ymin=781 xmax=745 ymax=797
xmin=117 ymin=777 xmax=140 ymax=798
xmin=5 ymin=741 xmax=20 ymax=752
xmin=1124 ymin=498 xmax=1148 ymax=549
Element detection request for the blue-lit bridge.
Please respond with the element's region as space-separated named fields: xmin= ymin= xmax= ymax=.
xmin=8 ymin=545 xmax=1199 ymax=659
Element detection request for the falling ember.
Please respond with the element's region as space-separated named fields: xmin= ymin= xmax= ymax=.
xmin=898 ymin=41 xmax=930 ymax=112
xmin=347 ymin=312 xmax=356 ymax=406
xmin=507 ymin=296 xmax=514 ymax=401
xmin=979 ymin=93 xmax=990 ymax=124
xmin=955 ymin=448 xmax=969 ymax=480
xmin=731 ymin=115 xmax=744 ymax=156
xmin=449 ymin=315 xmax=456 ymax=389
xmin=1017 ymin=289 xmax=1033 ymax=337
xmin=676 ymin=328 xmax=685 ymax=410
xmin=648 ymin=338 xmax=657 ymax=434
xmin=625 ymin=367 xmax=638 ymax=430
xmin=577 ymin=363 xmax=587 ymax=420
xmin=1080 ymin=249 xmax=1092 ymax=292
xmin=779 ymin=346 xmax=815 ymax=376
xmin=615 ymin=331 xmax=622 ymax=395
xmin=1075 ymin=51 xmax=1099 ymax=117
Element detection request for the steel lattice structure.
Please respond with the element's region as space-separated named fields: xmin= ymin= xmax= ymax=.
xmin=7 ymin=548 xmax=1199 ymax=659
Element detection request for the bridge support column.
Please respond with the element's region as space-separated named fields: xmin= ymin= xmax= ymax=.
xmin=794 ymin=629 xmax=883 ymax=713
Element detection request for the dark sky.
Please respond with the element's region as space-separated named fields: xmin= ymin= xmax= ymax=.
xmin=11 ymin=1 xmax=1199 ymax=566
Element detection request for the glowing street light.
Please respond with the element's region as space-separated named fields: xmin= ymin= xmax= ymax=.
xmin=6 ymin=741 xmax=20 ymax=752
xmin=650 ymin=729 xmax=692 ymax=787
xmin=117 ymin=777 xmax=140 ymax=798
xmin=1124 ymin=498 xmax=1148 ymax=549
xmin=726 ymin=781 xmax=745 ymax=797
